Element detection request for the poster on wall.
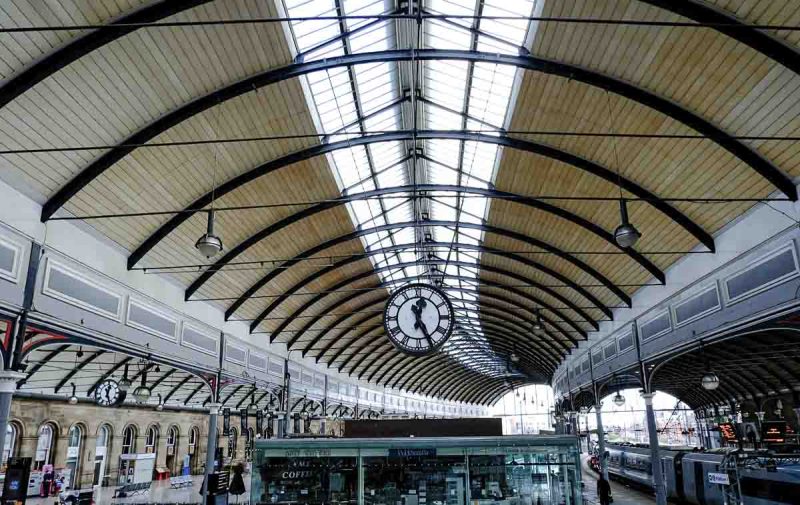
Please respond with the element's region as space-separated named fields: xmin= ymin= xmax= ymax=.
xmin=222 ymin=408 xmax=231 ymax=436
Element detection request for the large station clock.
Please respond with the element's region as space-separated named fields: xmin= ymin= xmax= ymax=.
xmin=383 ymin=283 xmax=454 ymax=356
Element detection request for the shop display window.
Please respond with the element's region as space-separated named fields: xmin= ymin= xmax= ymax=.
xmin=252 ymin=437 xmax=582 ymax=505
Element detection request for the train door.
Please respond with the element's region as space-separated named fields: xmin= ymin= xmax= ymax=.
xmin=694 ymin=462 xmax=705 ymax=504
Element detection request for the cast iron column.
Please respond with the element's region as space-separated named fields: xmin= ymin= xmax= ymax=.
xmin=0 ymin=371 xmax=24 ymax=463
xmin=642 ymin=392 xmax=667 ymax=505
xmin=202 ymin=403 xmax=220 ymax=504
xmin=595 ymin=402 xmax=608 ymax=480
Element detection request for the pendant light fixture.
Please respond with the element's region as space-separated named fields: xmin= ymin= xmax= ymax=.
xmin=68 ymin=383 xmax=78 ymax=405
xmin=533 ymin=309 xmax=543 ymax=333
xmin=613 ymin=391 xmax=625 ymax=407
xmin=700 ymin=340 xmax=720 ymax=391
xmin=195 ymin=210 xmax=223 ymax=258
xmin=614 ymin=199 xmax=641 ymax=249
xmin=606 ymin=91 xmax=641 ymax=249
xmin=195 ymin=107 xmax=223 ymax=258
xmin=119 ymin=363 xmax=132 ymax=393
xmin=155 ymin=394 xmax=164 ymax=411
xmin=132 ymin=369 xmax=151 ymax=403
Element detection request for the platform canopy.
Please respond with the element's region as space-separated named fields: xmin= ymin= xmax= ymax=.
xmin=1 ymin=0 xmax=799 ymax=404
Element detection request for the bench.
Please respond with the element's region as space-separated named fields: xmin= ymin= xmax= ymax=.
xmin=169 ymin=475 xmax=194 ymax=489
xmin=113 ymin=481 xmax=151 ymax=497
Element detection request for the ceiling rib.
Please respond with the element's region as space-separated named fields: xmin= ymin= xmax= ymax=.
xmin=41 ymin=48 xmax=794 ymax=223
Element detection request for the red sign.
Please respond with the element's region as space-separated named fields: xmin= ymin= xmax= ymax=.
xmin=718 ymin=422 xmax=737 ymax=442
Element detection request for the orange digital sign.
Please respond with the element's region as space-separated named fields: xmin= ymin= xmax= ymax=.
xmin=718 ymin=422 xmax=737 ymax=442
xmin=761 ymin=421 xmax=787 ymax=443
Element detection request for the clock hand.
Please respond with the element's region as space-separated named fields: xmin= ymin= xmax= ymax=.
xmin=416 ymin=319 xmax=434 ymax=346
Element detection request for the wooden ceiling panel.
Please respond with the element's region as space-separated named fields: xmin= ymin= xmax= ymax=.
xmin=0 ymin=0 xmax=293 ymax=201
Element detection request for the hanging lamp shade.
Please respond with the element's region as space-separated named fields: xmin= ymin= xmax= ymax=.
xmin=614 ymin=199 xmax=641 ymax=248
xmin=613 ymin=392 xmax=625 ymax=406
xmin=701 ymin=371 xmax=720 ymax=390
xmin=195 ymin=210 xmax=223 ymax=258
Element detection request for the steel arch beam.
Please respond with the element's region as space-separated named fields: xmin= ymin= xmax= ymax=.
xmin=268 ymin=255 xmax=597 ymax=342
xmin=383 ymin=327 xmax=549 ymax=392
xmin=0 ymin=1 xmax=211 ymax=109
xmin=329 ymin=323 xmax=385 ymax=370
xmin=336 ymin=326 xmax=386 ymax=373
xmin=54 ymin=350 xmax=105 ymax=394
xmin=266 ymin=260 xmax=588 ymax=349
xmin=312 ymin=293 xmax=388 ymax=363
xmin=44 ymin=48 xmax=794 ymax=223
xmin=139 ymin=136 xmax=700 ymax=285
xmin=88 ymin=356 xmax=133 ymax=395
xmin=306 ymin=273 xmax=579 ymax=363
xmin=227 ymin=214 xmax=630 ymax=322
xmin=304 ymin=302 xmax=385 ymax=356
xmin=276 ymin=239 xmax=612 ymax=339
xmin=163 ymin=374 xmax=193 ymax=403
xmin=640 ymin=0 xmax=800 ymax=77
xmin=304 ymin=295 xmax=387 ymax=359
xmin=364 ymin=328 xmax=553 ymax=385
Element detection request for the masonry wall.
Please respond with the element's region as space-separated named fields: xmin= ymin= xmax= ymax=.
xmin=8 ymin=398 xmax=211 ymax=489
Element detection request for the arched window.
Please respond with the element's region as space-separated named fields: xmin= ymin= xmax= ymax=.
xmin=65 ymin=425 xmax=83 ymax=488
xmin=165 ymin=426 xmax=179 ymax=473
xmin=93 ymin=425 xmax=111 ymax=486
xmin=145 ymin=426 xmax=158 ymax=454
xmin=2 ymin=422 xmax=19 ymax=469
xmin=34 ymin=423 xmax=56 ymax=470
xmin=121 ymin=425 xmax=137 ymax=455
xmin=188 ymin=427 xmax=200 ymax=473
xmin=227 ymin=427 xmax=237 ymax=459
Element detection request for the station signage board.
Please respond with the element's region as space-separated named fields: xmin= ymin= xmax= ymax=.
xmin=388 ymin=448 xmax=436 ymax=458
xmin=718 ymin=422 xmax=737 ymax=442
xmin=761 ymin=421 xmax=787 ymax=443
xmin=708 ymin=472 xmax=730 ymax=485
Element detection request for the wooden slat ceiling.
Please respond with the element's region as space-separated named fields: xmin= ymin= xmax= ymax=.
xmin=0 ymin=0 xmax=798 ymax=404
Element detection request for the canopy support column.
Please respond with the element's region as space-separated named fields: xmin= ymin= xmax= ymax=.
xmin=202 ymin=403 xmax=220 ymax=505
xmin=642 ymin=392 xmax=667 ymax=505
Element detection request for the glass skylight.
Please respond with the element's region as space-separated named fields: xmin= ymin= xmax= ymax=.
xmin=282 ymin=0 xmax=540 ymax=378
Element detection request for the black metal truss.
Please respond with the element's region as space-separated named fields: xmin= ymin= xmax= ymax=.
xmin=87 ymin=356 xmax=133 ymax=396
xmin=42 ymin=48 xmax=795 ymax=224
xmin=386 ymin=325 xmax=554 ymax=390
xmin=308 ymin=292 xmax=565 ymax=372
xmin=265 ymin=260 xmax=589 ymax=353
xmin=267 ymin=255 xmax=597 ymax=339
xmin=330 ymin=324 xmax=384 ymax=372
xmin=223 ymin=207 xmax=632 ymax=321
xmin=0 ymin=0 xmax=211 ymax=110
xmin=163 ymin=375 xmax=194 ymax=403
xmin=141 ymin=128 xmax=702 ymax=289
xmin=54 ymin=349 xmax=104 ymax=394
xmin=304 ymin=272 xmax=580 ymax=365
xmin=20 ymin=345 xmax=69 ymax=386
xmin=640 ymin=0 xmax=800 ymax=76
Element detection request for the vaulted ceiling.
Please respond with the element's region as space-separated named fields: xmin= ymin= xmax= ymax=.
xmin=1 ymin=0 xmax=799 ymax=404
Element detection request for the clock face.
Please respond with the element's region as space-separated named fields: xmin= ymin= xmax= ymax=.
xmin=94 ymin=379 xmax=120 ymax=406
xmin=383 ymin=283 xmax=454 ymax=356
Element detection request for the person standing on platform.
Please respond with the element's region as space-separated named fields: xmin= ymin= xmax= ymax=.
xmin=597 ymin=475 xmax=612 ymax=505
xmin=228 ymin=462 xmax=246 ymax=503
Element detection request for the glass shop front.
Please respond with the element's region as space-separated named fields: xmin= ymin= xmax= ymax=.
xmin=251 ymin=436 xmax=582 ymax=505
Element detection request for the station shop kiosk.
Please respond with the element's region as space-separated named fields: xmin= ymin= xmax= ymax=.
xmin=250 ymin=436 xmax=582 ymax=505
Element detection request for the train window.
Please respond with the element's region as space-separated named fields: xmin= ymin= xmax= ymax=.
xmin=740 ymin=477 xmax=797 ymax=502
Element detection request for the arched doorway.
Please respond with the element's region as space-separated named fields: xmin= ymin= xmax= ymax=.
xmin=165 ymin=426 xmax=179 ymax=474
xmin=188 ymin=427 xmax=199 ymax=474
xmin=34 ymin=423 xmax=56 ymax=470
xmin=92 ymin=425 xmax=111 ymax=487
xmin=64 ymin=424 xmax=84 ymax=488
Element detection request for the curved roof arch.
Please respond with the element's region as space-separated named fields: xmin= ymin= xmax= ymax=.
xmin=40 ymin=49 xmax=795 ymax=223
xmin=2 ymin=0 xmax=799 ymax=404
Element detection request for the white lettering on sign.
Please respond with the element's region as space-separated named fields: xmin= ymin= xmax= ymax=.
xmin=708 ymin=472 xmax=730 ymax=485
